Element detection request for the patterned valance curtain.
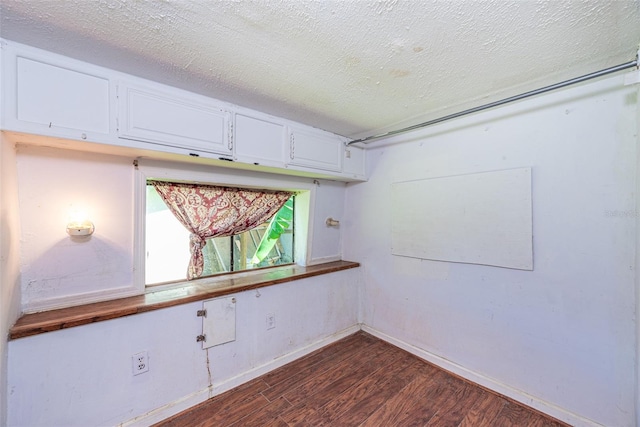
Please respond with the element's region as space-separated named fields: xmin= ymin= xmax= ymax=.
xmin=150 ymin=180 xmax=292 ymax=280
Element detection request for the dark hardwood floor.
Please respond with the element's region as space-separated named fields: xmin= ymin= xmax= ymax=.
xmin=154 ymin=331 xmax=568 ymax=427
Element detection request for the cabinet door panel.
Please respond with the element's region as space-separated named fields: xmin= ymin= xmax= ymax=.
xmin=343 ymin=145 xmax=366 ymax=179
xmin=119 ymin=84 xmax=229 ymax=154
xmin=234 ymin=114 xmax=285 ymax=167
xmin=289 ymin=128 xmax=343 ymax=172
xmin=16 ymin=57 xmax=110 ymax=134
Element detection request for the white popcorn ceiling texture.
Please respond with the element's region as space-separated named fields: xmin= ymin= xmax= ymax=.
xmin=1 ymin=0 xmax=639 ymax=139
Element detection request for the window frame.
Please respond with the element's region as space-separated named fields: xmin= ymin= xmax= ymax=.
xmin=134 ymin=159 xmax=316 ymax=291
xmin=145 ymin=185 xmax=296 ymax=285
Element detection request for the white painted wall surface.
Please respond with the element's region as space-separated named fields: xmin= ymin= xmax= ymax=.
xmin=16 ymin=146 xmax=135 ymax=312
xmin=310 ymin=180 xmax=345 ymax=264
xmin=0 ymin=135 xmax=22 ymax=427
xmin=8 ymin=142 xmax=355 ymax=425
xmin=343 ymin=74 xmax=638 ymax=426
xmin=7 ymin=269 xmax=359 ymax=426
xmin=15 ymin=145 xmax=346 ymax=312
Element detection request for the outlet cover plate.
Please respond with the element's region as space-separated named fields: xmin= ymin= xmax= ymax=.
xmin=132 ymin=351 xmax=149 ymax=375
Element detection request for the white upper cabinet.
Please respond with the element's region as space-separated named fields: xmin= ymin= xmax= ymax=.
xmin=118 ymin=82 xmax=231 ymax=156
xmin=2 ymin=45 xmax=112 ymax=141
xmin=342 ymin=145 xmax=366 ymax=179
xmin=1 ymin=40 xmax=367 ymax=181
xmin=288 ymin=126 xmax=343 ymax=172
xmin=234 ymin=113 xmax=285 ymax=167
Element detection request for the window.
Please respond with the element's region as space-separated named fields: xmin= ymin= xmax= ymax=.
xmin=134 ymin=160 xmax=313 ymax=291
xmin=145 ymin=181 xmax=295 ymax=286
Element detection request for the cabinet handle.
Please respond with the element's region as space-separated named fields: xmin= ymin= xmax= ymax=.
xmin=228 ymin=120 xmax=234 ymax=150
xmin=289 ymin=134 xmax=295 ymax=159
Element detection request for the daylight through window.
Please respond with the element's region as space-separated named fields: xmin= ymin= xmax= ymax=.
xmin=145 ymin=182 xmax=295 ymax=285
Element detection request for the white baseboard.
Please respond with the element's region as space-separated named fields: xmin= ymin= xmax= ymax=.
xmin=120 ymin=324 xmax=361 ymax=427
xmin=361 ymin=325 xmax=602 ymax=427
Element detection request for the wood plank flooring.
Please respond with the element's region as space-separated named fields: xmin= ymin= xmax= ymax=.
xmin=154 ymin=332 xmax=568 ymax=427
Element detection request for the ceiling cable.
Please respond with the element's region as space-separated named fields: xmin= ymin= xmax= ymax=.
xmin=347 ymin=57 xmax=639 ymax=146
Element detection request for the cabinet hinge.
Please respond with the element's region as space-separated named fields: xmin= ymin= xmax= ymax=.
xmin=228 ymin=119 xmax=234 ymax=151
xmin=289 ymin=134 xmax=295 ymax=159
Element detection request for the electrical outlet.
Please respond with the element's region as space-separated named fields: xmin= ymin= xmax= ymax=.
xmin=132 ymin=351 xmax=149 ymax=375
xmin=266 ymin=313 xmax=275 ymax=330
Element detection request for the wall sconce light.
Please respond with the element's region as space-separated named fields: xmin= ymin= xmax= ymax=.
xmin=66 ymin=209 xmax=95 ymax=237
xmin=326 ymin=217 xmax=340 ymax=227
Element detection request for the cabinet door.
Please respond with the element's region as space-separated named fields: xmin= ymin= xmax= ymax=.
xmin=201 ymin=296 xmax=236 ymax=349
xmin=288 ymin=127 xmax=343 ymax=172
xmin=118 ymin=83 xmax=230 ymax=155
xmin=234 ymin=114 xmax=285 ymax=167
xmin=343 ymin=145 xmax=366 ymax=179
xmin=14 ymin=56 xmax=111 ymax=136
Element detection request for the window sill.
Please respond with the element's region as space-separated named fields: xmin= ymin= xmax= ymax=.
xmin=9 ymin=260 xmax=360 ymax=340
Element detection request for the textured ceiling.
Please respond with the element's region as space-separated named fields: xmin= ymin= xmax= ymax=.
xmin=1 ymin=0 xmax=639 ymax=139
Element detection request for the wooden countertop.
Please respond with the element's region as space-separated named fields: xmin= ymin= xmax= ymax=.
xmin=10 ymin=260 xmax=360 ymax=340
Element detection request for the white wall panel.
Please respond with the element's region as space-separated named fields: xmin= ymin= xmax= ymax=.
xmin=0 ymin=135 xmax=22 ymax=427
xmin=310 ymin=180 xmax=345 ymax=264
xmin=343 ymin=73 xmax=638 ymax=427
xmin=16 ymin=146 xmax=347 ymax=311
xmin=16 ymin=146 xmax=136 ymax=311
xmin=391 ymin=168 xmax=532 ymax=270
xmin=7 ymin=271 xmax=359 ymax=427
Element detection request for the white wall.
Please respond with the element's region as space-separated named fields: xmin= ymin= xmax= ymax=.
xmin=0 ymin=135 xmax=22 ymax=427
xmin=343 ymin=74 xmax=638 ymax=426
xmin=310 ymin=179 xmax=346 ymax=264
xmin=16 ymin=146 xmax=135 ymax=312
xmin=7 ymin=269 xmax=359 ymax=426
xmin=7 ymin=37 xmax=637 ymax=427
xmin=14 ymin=145 xmax=347 ymax=312
xmin=7 ymin=143 xmax=358 ymax=426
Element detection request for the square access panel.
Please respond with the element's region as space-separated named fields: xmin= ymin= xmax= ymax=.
xmin=200 ymin=296 xmax=236 ymax=349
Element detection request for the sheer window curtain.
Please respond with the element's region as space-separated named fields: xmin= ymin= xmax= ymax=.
xmin=150 ymin=180 xmax=292 ymax=280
